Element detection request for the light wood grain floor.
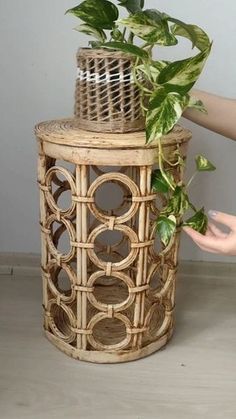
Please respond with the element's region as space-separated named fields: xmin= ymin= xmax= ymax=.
xmin=1 ymin=270 xmax=236 ymax=419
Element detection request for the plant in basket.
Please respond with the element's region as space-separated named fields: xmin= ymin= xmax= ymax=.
xmin=66 ymin=0 xmax=216 ymax=246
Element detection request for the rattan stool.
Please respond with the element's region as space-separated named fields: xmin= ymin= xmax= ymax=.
xmin=35 ymin=118 xmax=191 ymax=363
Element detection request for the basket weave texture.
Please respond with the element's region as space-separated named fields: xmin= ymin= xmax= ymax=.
xmin=74 ymin=48 xmax=145 ymax=133
xmin=35 ymin=120 xmax=191 ymax=363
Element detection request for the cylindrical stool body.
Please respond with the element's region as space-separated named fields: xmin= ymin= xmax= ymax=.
xmin=35 ymin=119 xmax=191 ymax=363
xmin=75 ymin=48 xmax=145 ymax=133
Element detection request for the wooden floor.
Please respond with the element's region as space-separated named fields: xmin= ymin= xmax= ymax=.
xmin=1 ymin=269 xmax=236 ymax=419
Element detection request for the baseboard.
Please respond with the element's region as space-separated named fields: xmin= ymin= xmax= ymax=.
xmin=178 ymin=259 xmax=236 ymax=279
xmin=0 ymin=253 xmax=40 ymax=277
xmin=0 ymin=252 xmax=235 ymax=279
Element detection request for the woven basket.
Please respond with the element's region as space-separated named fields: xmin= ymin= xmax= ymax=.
xmin=74 ymin=48 xmax=145 ymax=133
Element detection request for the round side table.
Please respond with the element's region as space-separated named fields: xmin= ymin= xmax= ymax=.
xmin=35 ymin=118 xmax=191 ymax=363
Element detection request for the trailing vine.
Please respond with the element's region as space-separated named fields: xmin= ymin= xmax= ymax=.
xmin=67 ymin=0 xmax=216 ymax=245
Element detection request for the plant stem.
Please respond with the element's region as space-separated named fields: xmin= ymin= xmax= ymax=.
xmin=161 ymin=154 xmax=181 ymax=167
xmin=140 ymin=93 xmax=148 ymax=113
xmin=132 ymin=62 xmax=153 ymax=94
xmin=158 ymin=138 xmax=175 ymax=191
xmin=122 ymin=27 xmax=127 ymax=42
xmin=157 ymin=141 xmax=182 ymax=167
xmin=144 ymin=62 xmax=152 ymax=81
xmin=140 ymin=42 xmax=151 ymax=50
xmin=189 ymin=201 xmax=197 ymax=212
xmin=186 ymin=171 xmax=197 ymax=188
xmin=128 ymin=31 xmax=134 ymax=44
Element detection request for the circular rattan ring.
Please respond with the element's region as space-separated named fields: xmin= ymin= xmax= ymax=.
xmin=92 ymin=165 xmax=128 ymax=176
xmin=146 ymin=262 xmax=162 ymax=302
xmin=87 ymin=312 xmax=132 ymax=351
xmin=87 ymin=224 xmax=139 ymax=271
xmin=87 ymin=172 xmax=140 ymax=225
xmin=47 ymin=299 xmax=76 ymax=344
xmin=144 ymin=302 xmax=172 ymax=341
xmin=87 ymin=270 xmax=135 ymax=312
xmin=45 ymin=166 xmax=76 ymax=217
xmin=46 ymin=260 xmax=77 ymax=304
xmin=146 ymin=263 xmax=174 ymax=302
xmin=149 ymin=222 xmax=177 ymax=260
xmin=150 ymin=193 xmax=168 ymax=218
xmin=45 ymin=214 xmax=76 ymax=263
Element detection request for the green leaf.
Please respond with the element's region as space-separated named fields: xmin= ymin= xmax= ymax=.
xmin=195 ymin=155 xmax=216 ymax=171
xmin=146 ymin=90 xmax=189 ymax=142
xmin=160 ymin=82 xmax=195 ymax=96
xmin=168 ymin=19 xmax=198 ymax=49
xmin=151 ymin=169 xmax=174 ymax=193
xmin=75 ymin=24 xmax=106 ymax=42
xmin=66 ymin=0 xmax=119 ymax=30
xmin=136 ymin=60 xmax=169 ymax=83
xmin=102 ymin=41 xmax=149 ymax=59
xmin=171 ymin=23 xmax=211 ymax=52
xmin=183 ymin=207 xmax=208 ymax=234
xmin=163 ymin=186 xmax=190 ymax=216
xmin=188 ymin=96 xmax=207 ymax=113
xmin=156 ymin=215 xmax=177 ymax=246
xmin=158 ymin=45 xmax=212 ymax=87
xmin=118 ymin=0 xmax=145 ymax=14
xmin=89 ymin=40 xmax=103 ymax=48
xmin=118 ymin=10 xmax=178 ymax=45
xmin=110 ymin=27 xmax=124 ymax=42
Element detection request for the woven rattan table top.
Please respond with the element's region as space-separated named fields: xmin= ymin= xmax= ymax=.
xmin=35 ymin=118 xmax=192 ymax=150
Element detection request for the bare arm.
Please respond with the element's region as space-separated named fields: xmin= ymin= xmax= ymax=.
xmin=183 ymin=90 xmax=236 ymax=255
xmin=183 ymin=89 xmax=236 ymax=141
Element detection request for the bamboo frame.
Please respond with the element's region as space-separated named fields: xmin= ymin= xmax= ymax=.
xmin=35 ymin=118 xmax=191 ymax=363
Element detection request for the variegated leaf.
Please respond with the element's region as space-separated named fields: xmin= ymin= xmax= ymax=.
xmin=171 ymin=23 xmax=211 ymax=52
xmin=160 ymin=82 xmax=195 ymax=96
xmin=156 ymin=215 xmax=177 ymax=246
xmin=151 ymin=169 xmax=174 ymax=193
xmin=75 ymin=24 xmax=106 ymax=42
xmin=118 ymin=0 xmax=145 ymax=14
xmin=188 ymin=96 xmax=207 ymax=113
xmin=110 ymin=27 xmax=124 ymax=41
xmin=66 ymin=0 xmax=119 ymax=30
xmin=135 ymin=60 xmax=169 ymax=83
xmin=118 ymin=10 xmax=178 ymax=45
xmin=163 ymin=186 xmax=190 ymax=216
xmin=146 ymin=90 xmax=189 ymax=142
xmin=183 ymin=207 xmax=208 ymax=234
xmin=195 ymin=155 xmax=216 ymax=171
xmin=102 ymin=41 xmax=149 ymax=59
xmin=158 ymin=45 xmax=212 ymax=87
xmin=89 ymin=41 xmax=103 ymax=48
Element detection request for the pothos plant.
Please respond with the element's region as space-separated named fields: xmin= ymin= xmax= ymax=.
xmin=66 ymin=0 xmax=216 ymax=246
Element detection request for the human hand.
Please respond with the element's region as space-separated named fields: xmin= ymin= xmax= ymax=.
xmin=183 ymin=210 xmax=236 ymax=255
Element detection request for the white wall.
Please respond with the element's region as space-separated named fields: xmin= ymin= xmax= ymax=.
xmin=0 ymin=0 xmax=236 ymax=262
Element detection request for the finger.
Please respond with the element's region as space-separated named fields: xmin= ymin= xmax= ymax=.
xmin=208 ymin=210 xmax=236 ymax=231
xmin=202 ymin=226 xmax=214 ymax=237
xmin=208 ymin=222 xmax=227 ymax=239
xmin=195 ymin=242 xmax=219 ymax=254
xmin=205 ymin=229 xmax=214 ymax=237
xmin=205 ymin=227 xmax=219 ymax=239
xmin=183 ymin=226 xmax=225 ymax=252
xmin=183 ymin=227 xmax=219 ymax=253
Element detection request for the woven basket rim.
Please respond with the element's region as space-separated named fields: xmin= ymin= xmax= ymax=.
xmin=77 ymin=47 xmax=136 ymax=60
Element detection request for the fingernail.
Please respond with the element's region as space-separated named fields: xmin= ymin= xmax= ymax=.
xmin=208 ymin=210 xmax=218 ymax=218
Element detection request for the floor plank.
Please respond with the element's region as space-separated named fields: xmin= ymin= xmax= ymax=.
xmin=1 ymin=273 xmax=236 ymax=419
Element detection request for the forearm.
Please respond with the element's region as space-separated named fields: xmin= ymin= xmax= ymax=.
xmin=183 ymin=89 xmax=236 ymax=141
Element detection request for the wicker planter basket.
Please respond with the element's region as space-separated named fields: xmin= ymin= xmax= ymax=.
xmin=75 ymin=48 xmax=145 ymax=133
